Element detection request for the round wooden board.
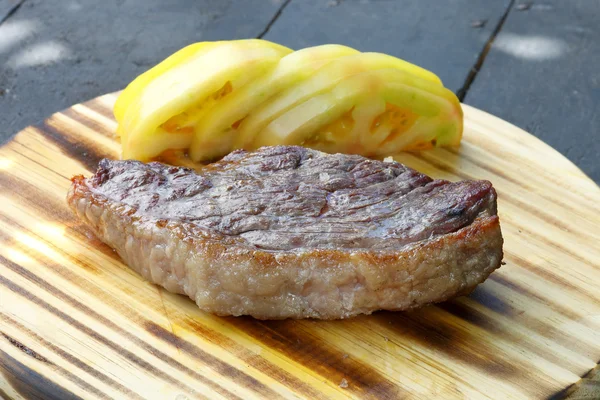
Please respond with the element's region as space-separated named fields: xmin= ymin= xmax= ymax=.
xmin=0 ymin=93 xmax=599 ymax=400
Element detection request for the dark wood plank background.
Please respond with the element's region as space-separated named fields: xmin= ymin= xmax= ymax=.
xmin=2 ymin=0 xmax=597 ymax=183
xmin=466 ymin=0 xmax=600 ymax=188
xmin=260 ymin=0 xmax=511 ymax=95
xmin=0 ymin=0 xmax=23 ymax=24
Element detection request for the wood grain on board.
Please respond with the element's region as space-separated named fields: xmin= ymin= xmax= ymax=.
xmin=0 ymin=93 xmax=599 ymax=399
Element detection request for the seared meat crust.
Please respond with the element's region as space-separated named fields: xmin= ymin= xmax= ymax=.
xmin=68 ymin=146 xmax=503 ymax=319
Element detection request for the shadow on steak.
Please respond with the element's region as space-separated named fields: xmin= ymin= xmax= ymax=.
xmin=67 ymin=145 xmax=503 ymax=319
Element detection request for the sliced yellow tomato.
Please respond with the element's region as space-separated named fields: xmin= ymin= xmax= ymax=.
xmin=188 ymin=44 xmax=360 ymax=161
xmin=116 ymin=39 xmax=292 ymax=160
xmin=114 ymin=42 xmax=215 ymax=124
xmin=233 ymin=52 xmax=443 ymax=153
xmin=114 ymin=40 xmax=461 ymax=163
xmin=250 ymin=68 xmax=461 ymax=156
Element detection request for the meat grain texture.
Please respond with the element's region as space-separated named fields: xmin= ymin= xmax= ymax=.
xmin=68 ymin=146 xmax=503 ymax=319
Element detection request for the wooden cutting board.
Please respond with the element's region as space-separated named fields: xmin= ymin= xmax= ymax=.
xmin=1 ymin=93 xmax=599 ymax=400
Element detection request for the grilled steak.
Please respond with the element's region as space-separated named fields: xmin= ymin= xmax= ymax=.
xmin=68 ymin=146 xmax=503 ymax=319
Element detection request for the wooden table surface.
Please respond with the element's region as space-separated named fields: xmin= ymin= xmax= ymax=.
xmin=1 ymin=94 xmax=599 ymax=400
xmin=0 ymin=1 xmax=598 ymax=398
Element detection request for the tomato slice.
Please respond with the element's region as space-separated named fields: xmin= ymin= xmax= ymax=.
xmin=115 ymin=40 xmax=292 ymax=160
xmin=114 ymin=41 xmax=461 ymax=163
xmin=250 ymin=68 xmax=461 ymax=156
xmin=233 ymin=52 xmax=444 ymax=153
xmin=188 ymin=44 xmax=360 ymax=161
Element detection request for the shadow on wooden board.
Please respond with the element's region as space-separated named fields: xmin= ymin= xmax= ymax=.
xmin=0 ymin=335 xmax=81 ymax=400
